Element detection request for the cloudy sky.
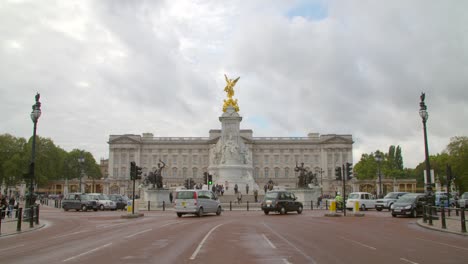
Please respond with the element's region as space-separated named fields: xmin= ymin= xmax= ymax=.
xmin=1 ymin=0 xmax=467 ymax=168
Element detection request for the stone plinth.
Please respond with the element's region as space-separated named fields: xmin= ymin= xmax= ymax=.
xmin=291 ymin=187 xmax=322 ymax=204
xmin=142 ymin=188 xmax=172 ymax=210
xmin=212 ymin=164 xmax=257 ymax=195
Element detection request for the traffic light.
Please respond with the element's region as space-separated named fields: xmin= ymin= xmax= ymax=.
xmin=130 ymin=161 xmax=136 ymax=180
xmin=208 ymin=174 xmax=213 ymax=185
xmin=136 ymin=166 xmax=143 ymax=180
xmin=345 ymin=162 xmax=353 ymax=180
xmin=335 ymin=166 xmax=342 ymax=180
xmin=203 ymin=172 xmax=208 ymax=185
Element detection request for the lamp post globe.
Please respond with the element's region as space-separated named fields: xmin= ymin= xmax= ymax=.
xmin=375 ymin=152 xmax=382 ymax=198
xmin=419 ymin=92 xmax=433 ymax=206
xmin=27 ymin=93 xmax=41 ymax=209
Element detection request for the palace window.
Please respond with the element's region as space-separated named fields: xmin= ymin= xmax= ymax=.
xmin=264 ymin=155 xmax=269 ymax=164
xmin=172 ymin=155 xmax=177 ymax=165
xmin=172 ymin=167 xmax=178 ymax=177
xmin=254 ymin=167 xmax=260 ymax=178
xmin=192 ymin=167 xmax=198 ymax=178
xmin=274 ymin=155 xmax=279 ymax=164
xmin=274 ymin=167 xmax=280 ymax=178
xmin=183 ymin=155 xmax=187 ymax=165
xmin=182 ymin=167 xmax=188 ymax=177
xmin=193 ymin=155 xmax=198 ymax=165
xmin=285 ymin=167 xmax=290 ymax=178
xmin=264 ymin=167 xmax=269 ymax=178
xmin=284 ymin=155 xmax=289 ymax=163
xmin=113 ymin=168 xmax=119 ymax=178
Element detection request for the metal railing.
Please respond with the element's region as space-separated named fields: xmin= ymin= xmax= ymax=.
xmin=0 ymin=205 xmax=40 ymax=235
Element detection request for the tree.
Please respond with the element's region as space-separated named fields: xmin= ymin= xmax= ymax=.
xmin=445 ymin=136 xmax=468 ymax=193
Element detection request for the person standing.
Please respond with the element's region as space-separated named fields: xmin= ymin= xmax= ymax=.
xmin=234 ymin=184 xmax=238 ymax=194
xmin=237 ymin=191 xmax=242 ymax=204
xmin=253 ymin=189 xmax=258 ymax=203
xmin=169 ymin=192 xmax=173 ymax=203
xmin=264 ymin=184 xmax=268 ymax=194
xmin=245 ymin=184 xmax=249 ymax=195
xmin=8 ymin=196 xmax=15 ymax=218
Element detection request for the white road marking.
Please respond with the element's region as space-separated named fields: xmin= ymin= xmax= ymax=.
xmin=125 ymin=228 xmax=153 ymax=238
xmin=263 ymin=223 xmax=316 ymax=264
xmin=0 ymin=244 xmax=25 ymax=252
xmin=52 ymin=230 xmax=88 ymax=239
xmin=339 ymin=236 xmax=376 ymax=250
xmin=262 ymin=233 xmax=277 ymax=249
xmin=189 ymin=223 xmax=224 ymax=260
xmin=62 ymin=242 xmax=112 ymax=262
xmin=400 ymin=258 xmax=419 ymax=264
xmin=282 ymin=258 xmax=292 ymax=264
xmin=416 ymin=238 xmax=468 ymax=251
xmin=160 ymin=221 xmax=182 ymax=227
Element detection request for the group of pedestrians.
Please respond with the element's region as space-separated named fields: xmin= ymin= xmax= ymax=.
xmin=0 ymin=194 xmax=18 ymax=219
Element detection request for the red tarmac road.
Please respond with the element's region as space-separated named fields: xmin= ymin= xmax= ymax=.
xmin=0 ymin=206 xmax=467 ymax=264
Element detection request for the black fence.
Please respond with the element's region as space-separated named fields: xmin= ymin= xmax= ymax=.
xmin=422 ymin=205 xmax=467 ymax=233
xmin=0 ymin=205 xmax=40 ymax=235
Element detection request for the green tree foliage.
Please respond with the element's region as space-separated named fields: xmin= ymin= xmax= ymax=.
xmin=354 ymin=146 xmax=407 ymax=180
xmin=445 ymin=136 xmax=468 ymax=193
xmin=0 ymin=133 xmax=101 ymax=190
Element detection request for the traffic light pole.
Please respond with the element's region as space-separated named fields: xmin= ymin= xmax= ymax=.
xmin=132 ymin=176 xmax=136 ymax=215
xmin=342 ymin=164 xmax=346 ymax=216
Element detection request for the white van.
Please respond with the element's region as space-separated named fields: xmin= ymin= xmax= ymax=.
xmin=346 ymin=192 xmax=376 ymax=211
xmin=174 ymin=190 xmax=222 ymax=217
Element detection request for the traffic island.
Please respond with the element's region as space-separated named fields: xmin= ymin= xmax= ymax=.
xmin=121 ymin=213 xmax=144 ymax=219
xmin=353 ymin=213 xmax=365 ymax=217
xmin=324 ymin=213 xmax=342 ymax=217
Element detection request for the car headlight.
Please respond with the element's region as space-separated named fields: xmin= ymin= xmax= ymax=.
xmin=404 ymin=205 xmax=412 ymax=209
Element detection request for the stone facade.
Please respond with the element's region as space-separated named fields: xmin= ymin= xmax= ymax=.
xmin=107 ymin=131 xmax=354 ymax=196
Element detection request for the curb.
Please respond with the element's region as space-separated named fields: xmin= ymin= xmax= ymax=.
xmin=416 ymin=219 xmax=468 ymax=237
xmin=0 ymin=222 xmax=47 ymax=238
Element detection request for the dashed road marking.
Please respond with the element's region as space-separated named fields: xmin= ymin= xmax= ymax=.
xmin=0 ymin=244 xmax=24 ymax=252
xmin=160 ymin=221 xmax=182 ymax=227
xmin=125 ymin=228 xmax=153 ymax=238
xmin=339 ymin=236 xmax=376 ymax=250
xmin=400 ymin=258 xmax=419 ymax=264
xmin=262 ymin=233 xmax=276 ymax=249
xmin=63 ymin=242 xmax=112 ymax=262
xmin=416 ymin=238 xmax=468 ymax=251
xmin=52 ymin=230 xmax=88 ymax=239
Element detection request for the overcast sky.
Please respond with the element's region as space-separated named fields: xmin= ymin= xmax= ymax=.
xmin=1 ymin=0 xmax=467 ymax=168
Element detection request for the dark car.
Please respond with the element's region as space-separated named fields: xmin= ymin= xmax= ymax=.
xmin=261 ymin=190 xmax=303 ymax=215
xmin=375 ymin=192 xmax=409 ymax=211
xmin=109 ymin=194 xmax=129 ymax=210
xmin=62 ymin=193 xmax=98 ymax=212
xmin=391 ymin=193 xmax=427 ymax=218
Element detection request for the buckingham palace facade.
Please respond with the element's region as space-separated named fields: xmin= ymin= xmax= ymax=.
xmin=107 ymin=131 xmax=353 ymax=196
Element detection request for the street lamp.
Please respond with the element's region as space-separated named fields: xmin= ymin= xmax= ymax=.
xmin=27 ymin=93 xmax=41 ymax=208
xmin=315 ymin=167 xmax=324 ymax=197
xmin=375 ymin=152 xmax=382 ymax=198
xmin=78 ymin=155 xmax=85 ymax=193
xmin=419 ymin=92 xmax=434 ymax=205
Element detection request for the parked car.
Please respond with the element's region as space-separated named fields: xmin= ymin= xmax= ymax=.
xmin=109 ymin=194 xmax=129 ymax=210
xmin=62 ymin=193 xmax=98 ymax=212
xmin=459 ymin=192 xmax=468 ymax=208
xmin=345 ymin=192 xmax=376 ymax=211
xmin=174 ymin=189 xmax=222 ymax=217
xmin=375 ymin=192 xmax=409 ymax=211
xmin=391 ymin=193 xmax=427 ymax=217
xmin=87 ymin=193 xmax=117 ymax=211
xmin=261 ymin=190 xmax=303 ymax=215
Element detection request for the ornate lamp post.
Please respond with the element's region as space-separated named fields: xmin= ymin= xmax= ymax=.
xmin=27 ymin=93 xmax=41 ymax=208
xmin=375 ymin=152 xmax=382 ymax=198
xmin=78 ymin=155 xmax=85 ymax=193
xmin=419 ymin=92 xmax=434 ymax=205
xmin=315 ymin=167 xmax=324 ymax=197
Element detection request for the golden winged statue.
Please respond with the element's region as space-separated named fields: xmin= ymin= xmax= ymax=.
xmin=223 ymin=74 xmax=240 ymax=112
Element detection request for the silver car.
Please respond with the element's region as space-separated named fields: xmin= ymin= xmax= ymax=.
xmin=459 ymin=192 xmax=468 ymax=208
xmin=174 ymin=190 xmax=222 ymax=217
xmin=88 ymin=193 xmax=117 ymax=211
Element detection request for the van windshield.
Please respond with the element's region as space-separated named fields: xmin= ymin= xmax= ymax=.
xmin=348 ymin=193 xmax=359 ymax=199
xmin=176 ymin=191 xmax=195 ymax=199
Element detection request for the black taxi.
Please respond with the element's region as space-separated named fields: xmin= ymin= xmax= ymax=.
xmin=261 ymin=190 xmax=303 ymax=215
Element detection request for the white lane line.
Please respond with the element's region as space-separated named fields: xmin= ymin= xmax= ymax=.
xmin=416 ymin=238 xmax=468 ymax=251
xmin=282 ymin=258 xmax=292 ymax=264
xmin=262 ymin=233 xmax=277 ymax=249
xmin=125 ymin=229 xmax=153 ymax=238
xmin=263 ymin=223 xmax=316 ymax=264
xmin=52 ymin=230 xmax=88 ymax=239
xmin=62 ymin=242 xmax=112 ymax=262
xmin=160 ymin=221 xmax=182 ymax=227
xmin=189 ymin=223 xmax=224 ymax=260
xmin=400 ymin=258 xmax=419 ymax=264
xmin=339 ymin=236 xmax=376 ymax=250
xmin=0 ymin=244 xmax=25 ymax=252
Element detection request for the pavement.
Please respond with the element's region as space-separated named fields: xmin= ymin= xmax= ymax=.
xmin=416 ymin=213 xmax=468 ymax=236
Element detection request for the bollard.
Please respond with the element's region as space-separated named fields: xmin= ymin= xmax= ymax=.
xmin=0 ymin=210 xmax=2 ymax=235
xmin=428 ymin=206 xmax=433 ymax=226
xmin=441 ymin=206 xmax=446 ymax=229
xmin=353 ymin=201 xmax=360 ymax=214
xmin=230 ymin=201 xmax=232 ymax=211
xmin=30 ymin=206 xmax=34 ymax=228
xmin=17 ymin=208 xmax=23 ymax=232
xmin=311 ymin=201 xmax=313 ymax=210
xmin=247 ymin=201 xmax=249 ymax=211
xmin=36 ymin=205 xmax=40 ymax=225
xmin=163 ymin=201 xmax=165 ymax=211
xmin=423 ymin=206 xmax=427 ymax=223
xmin=148 ymin=201 xmax=150 ymax=211
xmin=329 ymin=200 xmax=336 ymax=213
xmin=456 ymin=206 xmax=459 ymax=216
xmin=326 ymin=200 xmax=328 ymax=210
xmin=461 ymin=208 xmax=466 ymax=233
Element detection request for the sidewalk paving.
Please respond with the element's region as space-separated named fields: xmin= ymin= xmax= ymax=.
xmin=417 ymin=215 xmax=468 ymax=236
